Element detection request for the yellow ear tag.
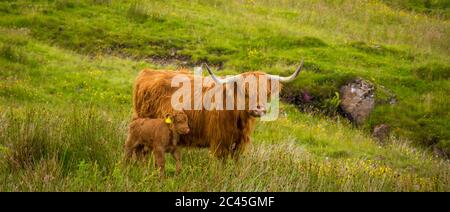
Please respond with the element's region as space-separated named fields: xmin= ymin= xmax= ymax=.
xmin=165 ymin=117 xmax=172 ymax=124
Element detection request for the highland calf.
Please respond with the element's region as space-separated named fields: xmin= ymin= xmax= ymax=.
xmin=125 ymin=111 xmax=190 ymax=176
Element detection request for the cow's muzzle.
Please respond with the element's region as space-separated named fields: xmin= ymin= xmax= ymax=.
xmin=249 ymin=105 xmax=267 ymax=117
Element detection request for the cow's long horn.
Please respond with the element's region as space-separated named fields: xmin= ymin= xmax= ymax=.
xmin=204 ymin=63 xmax=241 ymax=84
xmin=205 ymin=59 xmax=303 ymax=84
xmin=267 ymin=60 xmax=304 ymax=82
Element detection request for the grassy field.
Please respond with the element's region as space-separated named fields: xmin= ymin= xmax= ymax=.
xmin=0 ymin=0 xmax=449 ymax=191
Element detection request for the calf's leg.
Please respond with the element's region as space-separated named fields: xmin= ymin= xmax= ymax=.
xmin=172 ymin=148 xmax=181 ymax=175
xmin=124 ymin=135 xmax=137 ymax=160
xmin=153 ymin=147 xmax=165 ymax=177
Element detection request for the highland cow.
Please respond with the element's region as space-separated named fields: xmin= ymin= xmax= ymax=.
xmin=132 ymin=61 xmax=303 ymax=158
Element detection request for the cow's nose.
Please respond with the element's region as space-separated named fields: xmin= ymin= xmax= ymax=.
xmin=257 ymin=105 xmax=267 ymax=113
xmin=249 ymin=105 xmax=267 ymax=117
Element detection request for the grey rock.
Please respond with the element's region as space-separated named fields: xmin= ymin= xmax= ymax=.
xmin=339 ymin=78 xmax=375 ymax=125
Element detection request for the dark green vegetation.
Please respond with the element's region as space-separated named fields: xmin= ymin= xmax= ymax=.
xmin=381 ymin=0 xmax=450 ymax=18
xmin=0 ymin=0 xmax=449 ymax=191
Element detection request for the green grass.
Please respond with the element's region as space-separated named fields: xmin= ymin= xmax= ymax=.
xmin=0 ymin=0 xmax=449 ymax=191
xmin=1 ymin=104 xmax=448 ymax=191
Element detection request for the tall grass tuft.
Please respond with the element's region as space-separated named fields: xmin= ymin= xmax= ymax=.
xmin=0 ymin=107 xmax=126 ymax=175
xmin=127 ymin=0 xmax=165 ymax=23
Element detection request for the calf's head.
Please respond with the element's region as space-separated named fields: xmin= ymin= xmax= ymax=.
xmin=165 ymin=111 xmax=190 ymax=134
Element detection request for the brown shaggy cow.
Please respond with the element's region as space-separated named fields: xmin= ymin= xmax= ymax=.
xmin=124 ymin=111 xmax=190 ymax=175
xmin=132 ymin=61 xmax=303 ymax=158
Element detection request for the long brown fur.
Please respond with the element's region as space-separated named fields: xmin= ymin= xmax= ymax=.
xmin=132 ymin=69 xmax=280 ymax=158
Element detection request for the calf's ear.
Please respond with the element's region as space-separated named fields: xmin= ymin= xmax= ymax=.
xmin=164 ymin=114 xmax=173 ymax=124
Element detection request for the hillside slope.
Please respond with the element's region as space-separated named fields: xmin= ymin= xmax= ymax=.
xmin=0 ymin=0 xmax=449 ymax=191
xmin=1 ymin=0 xmax=449 ymax=151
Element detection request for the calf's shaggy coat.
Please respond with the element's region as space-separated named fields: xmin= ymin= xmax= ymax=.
xmin=125 ymin=111 xmax=190 ymax=175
